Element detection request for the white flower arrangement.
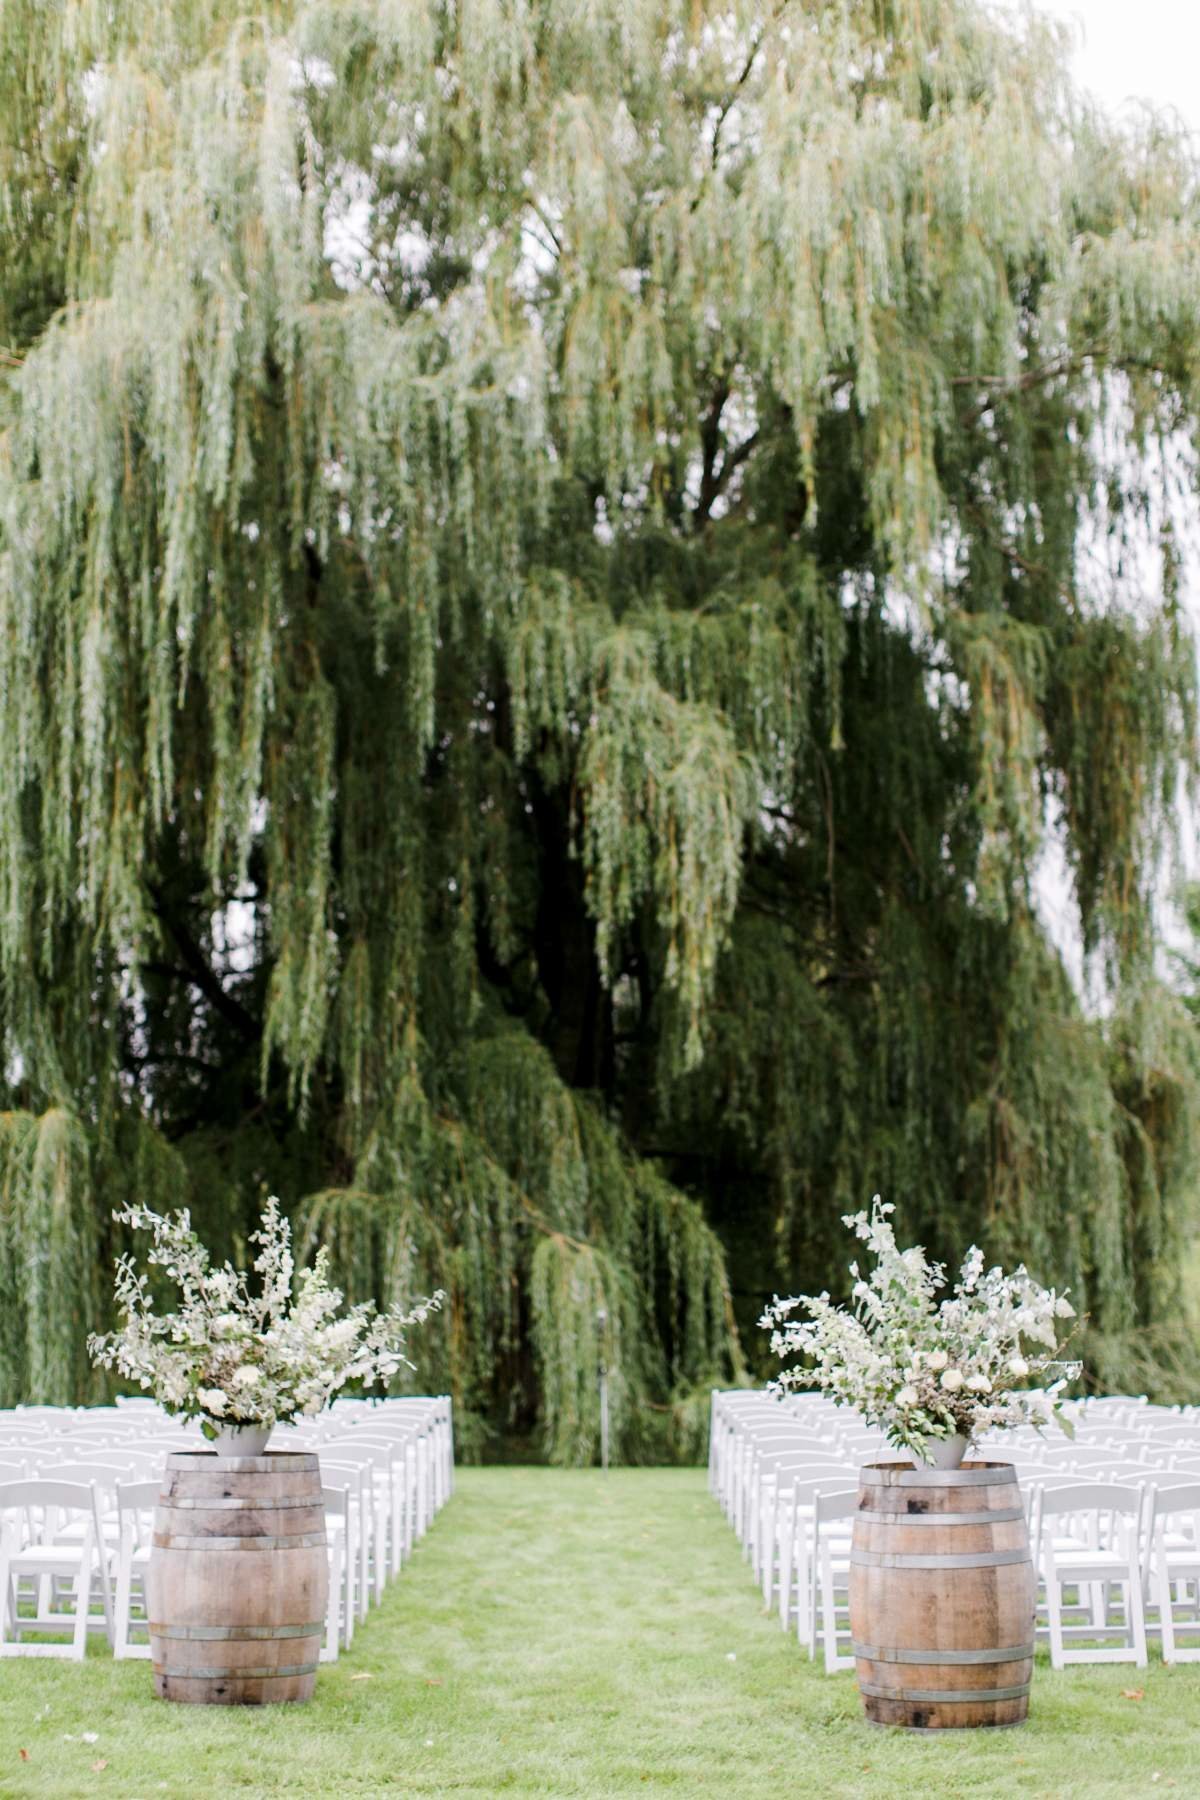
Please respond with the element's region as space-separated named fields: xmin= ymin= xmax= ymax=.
xmin=760 ymin=1199 xmax=1080 ymax=1456
xmin=88 ymin=1198 xmax=444 ymax=1437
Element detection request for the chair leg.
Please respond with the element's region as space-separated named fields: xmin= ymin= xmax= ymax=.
xmin=390 ymin=1481 xmax=403 ymax=1580
xmin=113 ymin=1544 xmax=130 ymax=1660
xmin=1157 ymin=1555 xmax=1176 ymax=1665
xmin=71 ymin=1549 xmax=91 ymax=1661
xmin=820 ymin=1545 xmax=842 ymax=1675
xmin=1130 ymin=1564 xmax=1149 ymax=1668
xmin=358 ymin=1505 xmax=369 ymax=1623
xmin=804 ymin=1537 xmax=818 ymax=1658
xmin=778 ymin=1517 xmax=793 ymax=1630
xmin=759 ymin=1493 xmax=774 ymax=1603
xmin=322 ymin=1539 xmax=342 ymax=1664
xmin=0 ymin=1543 xmax=15 ymax=1647
xmin=1044 ymin=1558 xmax=1066 ymax=1671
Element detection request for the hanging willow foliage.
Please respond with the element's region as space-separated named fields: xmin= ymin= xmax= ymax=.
xmin=1 ymin=0 xmax=1199 ymax=1446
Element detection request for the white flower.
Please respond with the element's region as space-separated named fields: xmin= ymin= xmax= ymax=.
xmin=1008 ymin=1356 xmax=1029 ymax=1379
xmin=197 ymin=1387 xmax=228 ymax=1415
xmin=927 ymin=1350 xmax=949 ymax=1372
xmin=213 ymin=1313 xmax=242 ymax=1337
xmin=940 ymin=1369 xmax=965 ymax=1392
xmin=1054 ymin=1297 xmax=1075 ymax=1319
xmin=895 ymin=1385 xmax=919 ymax=1407
xmin=232 ymin=1365 xmax=261 ymax=1388
xmin=965 ymin=1374 xmax=992 ymax=1394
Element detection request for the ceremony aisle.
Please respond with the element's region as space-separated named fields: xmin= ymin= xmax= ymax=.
xmin=1 ymin=1468 xmax=1195 ymax=1798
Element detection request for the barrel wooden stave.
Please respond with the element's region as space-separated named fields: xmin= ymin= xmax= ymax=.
xmin=849 ymin=1462 xmax=1036 ymax=1730
xmin=148 ymin=1452 xmax=328 ymax=1706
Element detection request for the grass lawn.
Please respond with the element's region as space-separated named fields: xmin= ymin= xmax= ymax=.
xmin=0 ymin=1466 xmax=1194 ymax=1798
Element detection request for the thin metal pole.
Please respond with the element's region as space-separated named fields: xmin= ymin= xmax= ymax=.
xmin=597 ymin=1306 xmax=609 ymax=1473
xmin=599 ymin=1365 xmax=609 ymax=1473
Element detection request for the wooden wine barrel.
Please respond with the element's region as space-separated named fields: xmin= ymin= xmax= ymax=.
xmin=848 ymin=1461 xmax=1035 ymax=1730
xmin=147 ymin=1452 xmax=328 ymax=1705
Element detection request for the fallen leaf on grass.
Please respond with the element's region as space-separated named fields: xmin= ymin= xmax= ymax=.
xmin=1121 ymin=1688 xmax=1145 ymax=1701
xmin=18 ymin=1749 xmax=29 ymax=1762
xmin=423 ymin=1678 xmax=443 ymax=1687
xmin=91 ymin=1760 xmax=108 ymax=1773
xmin=349 ymin=1672 xmax=373 ymax=1682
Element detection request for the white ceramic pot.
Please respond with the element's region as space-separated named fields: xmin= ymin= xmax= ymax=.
xmin=913 ymin=1432 xmax=969 ymax=1470
xmin=211 ymin=1424 xmax=272 ymax=1458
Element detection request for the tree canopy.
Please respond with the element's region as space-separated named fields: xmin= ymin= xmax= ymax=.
xmin=2 ymin=0 xmax=1200 ymax=1455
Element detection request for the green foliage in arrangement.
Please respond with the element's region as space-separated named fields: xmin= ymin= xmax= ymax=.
xmin=1 ymin=0 xmax=1200 ymax=1449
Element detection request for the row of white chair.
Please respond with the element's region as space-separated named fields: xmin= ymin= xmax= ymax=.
xmin=710 ymin=1388 xmax=1200 ymax=1674
xmin=0 ymin=1395 xmax=454 ymax=1661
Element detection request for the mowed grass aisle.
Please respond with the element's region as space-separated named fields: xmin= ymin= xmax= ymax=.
xmin=1 ymin=1468 xmax=1197 ymax=1799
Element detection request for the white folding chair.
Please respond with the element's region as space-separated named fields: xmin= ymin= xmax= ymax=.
xmin=760 ymin=1460 xmax=853 ymax=1609
xmin=321 ymin=1483 xmax=353 ymax=1661
xmin=814 ymin=1488 xmax=860 ymax=1673
xmin=0 ymin=1479 xmax=110 ymax=1659
xmin=1147 ymin=1482 xmax=1200 ymax=1664
xmin=319 ymin=1453 xmax=377 ymax=1622
xmin=1038 ymin=1482 xmax=1148 ymax=1667
xmin=775 ymin=1473 xmax=858 ymax=1641
xmin=112 ymin=1480 xmax=159 ymax=1660
xmin=339 ymin=1432 xmax=418 ymax=1579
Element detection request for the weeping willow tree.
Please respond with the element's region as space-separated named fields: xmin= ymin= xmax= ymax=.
xmin=1 ymin=0 xmax=1200 ymax=1448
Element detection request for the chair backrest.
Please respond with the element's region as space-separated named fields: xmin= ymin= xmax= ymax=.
xmin=755 ymin=1440 xmax=837 ymax=1469
xmin=813 ymin=1487 xmax=860 ymax=1525
xmin=63 ymin=1419 xmax=143 ymax=1436
xmin=786 ymin=1475 xmax=860 ymax=1507
xmin=318 ymin=1459 xmax=368 ymax=1498
xmin=31 ymin=1461 xmax=126 ymax=1493
xmin=338 ymin=1435 xmax=409 ymax=1465
xmin=113 ymin=1476 xmax=161 ymax=1533
xmin=1036 ymin=1481 xmax=1143 ymax=1518
xmin=1147 ymin=1481 xmax=1200 ymax=1528
xmin=126 ymin=1438 xmax=200 ymax=1456
xmin=0 ymin=1477 xmax=101 ymax=1540
xmin=333 ymin=1421 xmax=420 ymax=1445
xmin=115 ymin=1479 xmax=161 ymax=1510
xmin=774 ymin=1461 xmax=856 ymax=1488
xmin=322 ymin=1482 xmax=352 ymax=1519
xmin=1033 ymin=1446 xmax=1118 ymax=1466
xmin=318 ymin=1441 xmax=384 ymax=1470
xmin=101 ymin=1449 xmax=167 ymax=1473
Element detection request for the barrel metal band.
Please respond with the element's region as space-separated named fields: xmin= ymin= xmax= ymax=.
xmin=157 ymin=1662 xmax=318 ymax=1681
xmin=152 ymin=1531 xmax=328 ymax=1552
xmin=858 ymin=1464 xmax=1017 ymax=1489
xmin=855 ymin=1507 xmax=1025 ymax=1528
xmin=160 ymin=1495 xmax=321 ymax=1512
xmin=150 ymin=1622 xmax=323 ymax=1642
xmin=850 ymin=1548 xmax=1032 ymax=1570
xmin=857 ymin=1680 xmax=1031 ymax=1704
xmin=164 ymin=1453 xmax=319 ymax=1472
xmin=853 ymin=1641 xmax=1034 ymax=1666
